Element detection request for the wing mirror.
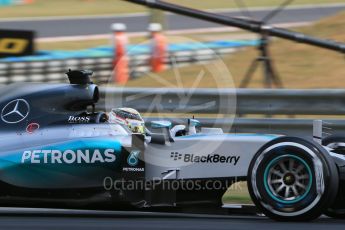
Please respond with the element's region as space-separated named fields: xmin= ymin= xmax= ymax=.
xmin=189 ymin=119 xmax=201 ymax=127
xmin=150 ymin=120 xmax=172 ymax=129
xmin=150 ymin=120 xmax=174 ymax=143
xmin=188 ymin=118 xmax=201 ymax=135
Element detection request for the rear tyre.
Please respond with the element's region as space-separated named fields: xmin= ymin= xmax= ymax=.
xmin=248 ymin=137 xmax=339 ymax=221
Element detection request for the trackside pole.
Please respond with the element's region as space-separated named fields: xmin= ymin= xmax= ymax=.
xmin=148 ymin=23 xmax=167 ymax=73
xmin=111 ymin=23 xmax=130 ymax=84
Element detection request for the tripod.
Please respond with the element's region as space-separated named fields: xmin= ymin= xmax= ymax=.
xmin=235 ymin=0 xmax=294 ymax=88
xmin=239 ymin=30 xmax=283 ymax=88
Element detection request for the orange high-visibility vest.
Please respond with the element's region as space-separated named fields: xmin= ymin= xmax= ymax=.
xmin=113 ymin=31 xmax=129 ymax=84
xmin=150 ymin=32 xmax=167 ymax=73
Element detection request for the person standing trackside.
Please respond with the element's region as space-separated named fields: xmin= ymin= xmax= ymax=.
xmin=148 ymin=23 xmax=167 ymax=73
xmin=112 ymin=23 xmax=129 ymax=84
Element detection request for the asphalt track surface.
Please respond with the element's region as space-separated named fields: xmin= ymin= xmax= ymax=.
xmin=0 ymin=208 xmax=344 ymax=230
xmin=0 ymin=5 xmax=345 ymax=38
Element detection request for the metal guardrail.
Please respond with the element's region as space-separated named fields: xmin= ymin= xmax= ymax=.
xmin=99 ymin=87 xmax=345 ymax=136
xmin=99 ymin=88 xmax=345 ymax=115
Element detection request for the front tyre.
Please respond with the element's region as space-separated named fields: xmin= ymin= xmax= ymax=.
xmin=324 ymin=208 xmax=345 ymax=219
xmin=248 ymin=137 xmax=339 ymax=221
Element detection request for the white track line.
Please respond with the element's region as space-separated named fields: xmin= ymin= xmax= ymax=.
xmin=37 ymin=22 xmax=312 ymax=43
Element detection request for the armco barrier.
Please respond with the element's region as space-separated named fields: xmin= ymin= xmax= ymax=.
xmin=97 ymin=87 xmax=345 ymax=137
xmin=99 ymin=88 xmax=345 ymax=115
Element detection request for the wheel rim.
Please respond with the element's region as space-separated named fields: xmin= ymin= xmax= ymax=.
xmin=264 ymin=155 xmax=313 ymax=204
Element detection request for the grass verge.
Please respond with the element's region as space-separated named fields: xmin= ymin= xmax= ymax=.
xmin=125 ymin=10 xmax=345 ymax=89
xmin=222 ymin=182 xmax=252 ymax=204
xmin=0 ymin=0 xmax=344 ymax=18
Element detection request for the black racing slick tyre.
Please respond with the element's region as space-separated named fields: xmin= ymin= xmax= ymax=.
xmin=248 ymin=136 xmax=339 ymax=221
xmin=322 ymin=135 xmax=345 ymax=219
xmin=324 ymin=209 xmax=345 ymax=219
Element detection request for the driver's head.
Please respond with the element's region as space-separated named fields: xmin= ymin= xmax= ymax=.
xmin=108 ymin=108 xmax=145 ymax=134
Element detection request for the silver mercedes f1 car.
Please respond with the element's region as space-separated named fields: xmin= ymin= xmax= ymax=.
xmin=0 ymin=70 xmax=344 ymax=221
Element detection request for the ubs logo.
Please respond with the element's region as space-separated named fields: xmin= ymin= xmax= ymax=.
xmin=1 ymin=99 xmax=30 ymax=124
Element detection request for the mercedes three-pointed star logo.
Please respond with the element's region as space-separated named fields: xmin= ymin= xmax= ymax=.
xmin=1 ymin=99 xmax=30 ymax=124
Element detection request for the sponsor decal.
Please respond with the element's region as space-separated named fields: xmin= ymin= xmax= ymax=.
xmin=123 ymin=150 xmax=144 ymax=172
xmin=171 ymin=152 xmax=183 ymax=160
xmin=26 ymin=122 xmax=39 ymax=134
xmin=1 ymin=99 xmax=30 ymax=124
xmin=21 ymin=149 xmax=116 ymax=164
xmin=171 ymin=152 xmax=240 ymax=165
xmin=127 ymin=150 xmax=140 ymax=166
xmin=123 ymin=167 xmax=145 ymax=172
xmin=0 ymin=38 xmax=28 ymax=54
xmin=0 ymin=30 xmax=34 ymax=58
xmin=68 ymin=116 xmax=90 ymax=123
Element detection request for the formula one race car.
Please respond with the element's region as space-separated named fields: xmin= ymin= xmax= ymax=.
xmin=0 ymin=70 xmax=344 ymax=221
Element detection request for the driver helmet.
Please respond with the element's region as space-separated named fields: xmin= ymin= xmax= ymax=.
xmin=108 ymin=108 xmax=145 ymax=134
